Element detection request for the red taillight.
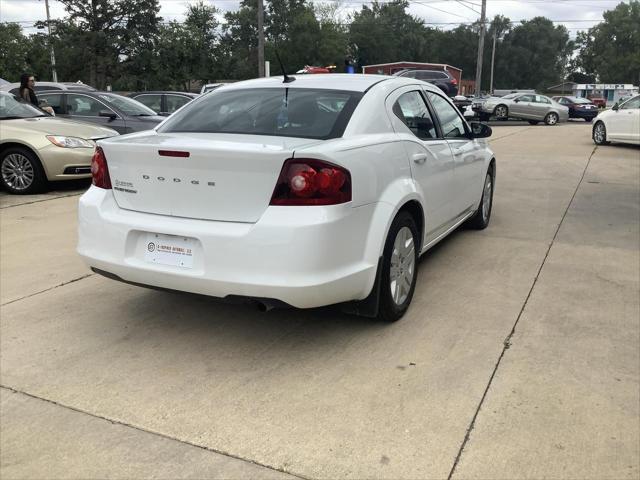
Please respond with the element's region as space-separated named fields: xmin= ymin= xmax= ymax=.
xmin=451 ymin=77 xmax=458 ymax=86
xmin=91 ymin=147 xmax=112 ymax=189
xmin=270 ymin=158 xmax=351 ymax=206
xmin=159 ymin=150 xmax=190 ymax=157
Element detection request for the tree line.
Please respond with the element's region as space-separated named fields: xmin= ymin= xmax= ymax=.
xmin=0 ymin=0 xmax=638 ymax=92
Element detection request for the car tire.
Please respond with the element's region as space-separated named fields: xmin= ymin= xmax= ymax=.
xmin=544 ymin=112 xmax=559 ymax=125
xmin=377 ymin=211 xmax=419 ymax=322
xmin=0 ymin=147 xmax=47 ymax=195
xmin=494 ymin=105 xmax=508 ymax=119
xmin=593 ymin=121 xmax=609 ymax=145
xmin=528 ymin=120 xmax=540 ymax=125
xmin=465 ymin=168 xmax=494 ymax=230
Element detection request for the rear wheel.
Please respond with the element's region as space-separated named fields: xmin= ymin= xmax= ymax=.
xmin=378 ymin=212 xmax=419 ymax=322
xmin=528 ymin=120 xmax=540 ymax=125
xmin=0 ymin=147 xmax=46 ymax=194
xmin=544 ymin=112 xmax=559 ymax=125
xmin=593 ymin=121 xmax=609 ymax=145
xmin=466 ymin=169 xmax=494 ymax=230
xmin=494 ymin=105 xmax=508 ymax=120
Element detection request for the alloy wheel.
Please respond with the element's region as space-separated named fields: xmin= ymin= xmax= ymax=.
xmin=389 ymin=226 xmax=416 ymax=306
xmin=594 ymin=123 xmax=606 ymax=143
xmin=547 ymin=113 xmax=558 ymax=125
xmin=1 ymin=153 xmax=35 ymax=191
xmin=482 ymin=174 xmax=493 ymax=223
xmin=495 ymin=106 xmax=508 ymax=118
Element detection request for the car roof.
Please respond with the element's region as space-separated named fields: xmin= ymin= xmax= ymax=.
xmin=130 ymin=91 xmax=197 ymax=97
xmin=221 ymin=74 xmax=396 ymax=93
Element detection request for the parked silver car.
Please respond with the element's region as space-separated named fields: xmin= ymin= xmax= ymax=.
xmin=473 ymin=93 xmax=569 ymax=125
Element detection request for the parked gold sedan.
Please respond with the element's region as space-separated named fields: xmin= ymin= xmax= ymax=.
xmin=0 ymin=92 xmax=118 ymax=194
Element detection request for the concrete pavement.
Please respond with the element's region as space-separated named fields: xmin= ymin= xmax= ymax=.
xmin=1 ymin=123 xmax=638 ymax=479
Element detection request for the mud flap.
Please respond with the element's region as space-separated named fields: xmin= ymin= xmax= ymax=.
xmin=340 ymin=256 xmax=383 ymax=318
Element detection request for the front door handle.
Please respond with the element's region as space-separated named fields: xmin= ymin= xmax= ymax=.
xmin=412 ymin=153 xmax=427 ymax=164
xmin=451 ymin=147 xmax=464 ymax=156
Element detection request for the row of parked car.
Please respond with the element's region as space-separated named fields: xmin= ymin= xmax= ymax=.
xmin=1 ymin=76 xmax=638 ymax=196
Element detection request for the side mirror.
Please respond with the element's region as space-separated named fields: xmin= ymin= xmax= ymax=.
xmin=612 ymin=103 xmax=619 ymax=111
xmin=470 ymin=121 xmax=492 ymax=139
xmin=99 ymin=110 xmax=117 ymax=120
xmin=514 ymin=98 xmax=520 ymax=103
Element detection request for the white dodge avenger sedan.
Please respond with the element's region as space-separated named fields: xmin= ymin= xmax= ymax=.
xmin=78 ymin=75 xmax=496 ymax=321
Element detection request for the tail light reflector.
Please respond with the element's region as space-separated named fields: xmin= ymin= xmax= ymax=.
xmin=270 ymin=158 xmax=351 ymax=206
xmin=91 ymin=147 xmax=112 ymax=189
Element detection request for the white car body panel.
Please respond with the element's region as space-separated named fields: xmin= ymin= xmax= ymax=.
xmin=595 ymin=95 xmax=640 ymax=144
xmin=78 ymin=74 xmax=495 ymax=309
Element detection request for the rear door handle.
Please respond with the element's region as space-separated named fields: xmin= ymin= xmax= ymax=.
xmin=412 ymin=153 xmax=427 ymax=164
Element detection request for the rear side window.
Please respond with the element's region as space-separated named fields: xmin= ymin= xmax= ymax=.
xmin=159 ymin=88 xmax=363 ymax=140
xmin=166 ymin=94 xmax=191 ymax=113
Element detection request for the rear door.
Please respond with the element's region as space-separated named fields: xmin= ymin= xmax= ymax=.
xmin=386 ymin=87 xmax=456 ymax=236
xmin=511 ymin=94 xmax=534 ymax=118
xmin=134 ymin=94 xmax=162 ymax=115
xmin=534 ymin=95 xmax=553 ymax=119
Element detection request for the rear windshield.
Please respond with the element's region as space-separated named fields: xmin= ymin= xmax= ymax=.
xmin=158 ymin=88 xmax=363 ymax=140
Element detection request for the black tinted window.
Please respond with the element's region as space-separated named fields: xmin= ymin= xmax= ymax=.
xmin=159 ymin=88 xmax=362 ymax=140
xmin=426 ymin=92 xmax=467 ymax=139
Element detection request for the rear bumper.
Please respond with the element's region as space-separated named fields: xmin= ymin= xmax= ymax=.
xmin=570 ymin=109 xmax=598 ymax=119
xmin=77 ymin=187 xmax=384 ymax=308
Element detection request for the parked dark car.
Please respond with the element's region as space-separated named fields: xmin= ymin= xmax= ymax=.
xmin=37 ymin=91 xmax=165 ymax=134
xmin=551 ymin=96 xmax=599 ymax=122
xmin=587 ymin=95 xmax=607 ymax=109
xmin=128 ymin=91 xmax=198 ymax=116
xmin=392 ymin=69 xmax=459 ymax=96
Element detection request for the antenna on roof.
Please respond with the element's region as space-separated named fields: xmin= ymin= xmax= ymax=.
xmin=275 ymin=50 xmax=295 ymax=84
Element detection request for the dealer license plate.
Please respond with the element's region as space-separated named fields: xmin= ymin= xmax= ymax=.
xmin=144 ymin=233 xmax=194 ymax=268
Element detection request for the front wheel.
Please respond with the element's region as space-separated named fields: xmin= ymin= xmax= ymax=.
xmin=593 ymin=121 xmax=609 ymax=145
xmin=544 ymin=112 xmax=559 ymax=125
xmin=0 ymin=147 xmax=47 ymax=194
xmin=494 ymin=105 xmax=508 ymax=119
xmin=466 ymin=170 xmax=494 ymax=230
xmin=377 ymin=212 xmax=419 ymax=322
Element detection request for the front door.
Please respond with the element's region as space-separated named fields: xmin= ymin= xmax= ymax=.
xmin=511 ymin=94 xmax=535 ymax=119
xmin=426 ymin=89 xmax=483 ymax=217
xmin=386 ymin=87 xmax=456 ymax=239
xmin=65 ymin=93 xmax=127 ymax=133
xmin=611 ymin=96 xmax=640 ymax=142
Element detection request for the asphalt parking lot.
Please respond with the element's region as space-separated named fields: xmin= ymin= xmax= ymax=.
xmin=1 ymin=122 xmax=638 ymax=479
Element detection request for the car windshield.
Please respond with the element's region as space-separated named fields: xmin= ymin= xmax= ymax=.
xmin=0 ymin=93 xmax=46 ymax=119
xmin=158 ymin=88 xmax=363 ymax=140
xmin=97 ymin=93 xmax=157 ymax=116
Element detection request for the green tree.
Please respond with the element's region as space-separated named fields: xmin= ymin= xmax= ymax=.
xmin=219 ymin=0 xmax=259 ymax=80
xmin=184 ymin=0 xmax=220 ymax=84
xmin=0 ymin=23 xmax=29 ymax=81
xmin=574 ymin=1 xmax=640 ymax=83
xmin=58 ymin=0 xmax=162 ymax=89
xmin=493 ymin=17 xmax=572 ymax=90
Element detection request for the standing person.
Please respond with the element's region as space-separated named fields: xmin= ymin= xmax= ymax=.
xmin=18 ymin=73 xmax=54 ymax=115
xmin=19 ymin=73 xmax=38 ymax=106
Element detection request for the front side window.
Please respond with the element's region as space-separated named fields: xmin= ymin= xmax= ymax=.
xmin=426 ymin=91 xmax=467 ymax=139
xmin=620 ymin=96 xmax=640 ymax=109
xmin=67 ymin=94 xmax=112 ymax=117
xmin=98 ymin=94 xmax=156 ymax=116
xmin=166 ymin=95 xmax=191 ymax=113
xmin=135 ymin=94 xmax=162 ymax=113
xmin=159 ymin=88 xmax=362 ymax=140
xmin=393 ymin=91 xmax=437 ymax=140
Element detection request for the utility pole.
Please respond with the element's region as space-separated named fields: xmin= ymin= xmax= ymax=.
xmin=44 ymin=0 xmax=58 ymax=82
xmin=257 ymin=0 xmax=265 ymax=77
xmin=489 ymin=28 xmax=496 ymax=94
xmin=474 ymin=0 xmax=487 ymax=96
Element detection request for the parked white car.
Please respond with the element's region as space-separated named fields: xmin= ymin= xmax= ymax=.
xmin=593 ymin=95 xmax=640 ymax=146
xmin=78 ymin=75 xmax=496 ymax=321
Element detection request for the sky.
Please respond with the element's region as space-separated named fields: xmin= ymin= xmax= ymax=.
xmin=0 ymin=0 xmax=629 ymax=37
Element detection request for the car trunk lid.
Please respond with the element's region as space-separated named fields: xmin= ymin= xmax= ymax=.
xmin=101 ymin=131 xmax=322 ymax=223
